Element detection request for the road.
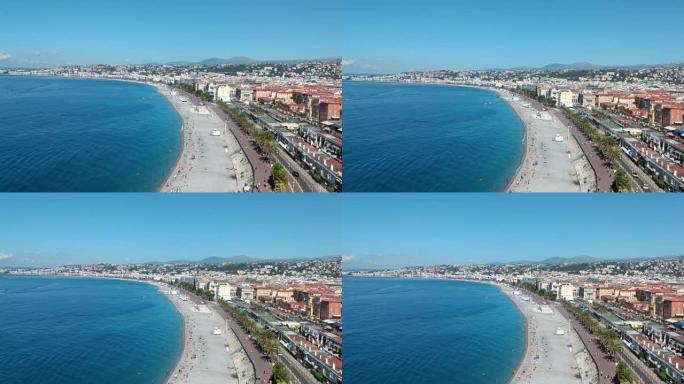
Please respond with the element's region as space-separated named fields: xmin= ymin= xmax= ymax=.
xmin=552 ymin=109 xmax=614 ymax=192
xmin=583 ymin=109 xmax=664 ymax=193
xmin=615 ymin=153 xmax=659 ymax=192
xmin=209 ymin=102 xmax=329 ymax=193
xmin=278 ymin=346 xmax=318 ymax=384
xmin=275 ymin=148 xmax=326 ymax=193
xmin=620 ymin=347 xmax=664 ymax=384
xmin=178 ymin=288 xmax=274 ymax=384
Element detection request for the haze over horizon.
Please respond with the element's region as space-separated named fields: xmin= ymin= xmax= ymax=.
xmin=0 ymin=0 xmax=340 ymax=68
xmin=341 ymin=0 xmax=684 ymax=74
xmin=0 ymin=194 xmax=342 ymax=268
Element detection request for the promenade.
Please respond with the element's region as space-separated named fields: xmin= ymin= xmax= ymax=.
xmin=553 ymin=109 xmax=614 ymax=192
xmin=209 ymin=103 xmax=327 ymax=193
xmin=554 ymin=303 xmax=617 ymax=384
xmin=156 ymin=86 xmax=252 ymax=192
xmin=207 ymin=103 xmax=273 ymax=192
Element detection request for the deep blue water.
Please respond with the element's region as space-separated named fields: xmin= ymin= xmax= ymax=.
xmin=344 ymin=277 xmax=525 ymax=384
xmin=0 ymin=76 xmax=181 ymax=191
xmin=344 ymin=81 xmax=525 ymax=191
xmin=0 ymin=276 xmax=182 ymax=384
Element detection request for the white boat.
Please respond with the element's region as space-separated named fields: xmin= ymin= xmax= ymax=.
xmin=554 ymin=327 xmax=566 ymax=335
xmin=212 ymin=327 xmax=223 ymax=335
xmin=210 ymin=128 xmax=221 ymax=136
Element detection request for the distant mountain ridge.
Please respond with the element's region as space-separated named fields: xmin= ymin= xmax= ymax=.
xmin=504 ymin=254 xmax=684 ymax=265
xmin=147 ymin=56 xmax=341 ymax=66
xmin=508 ymin=255 xmax=603 ymax=265
xmin=506 ymin=61 xmax=684 ymax=72
xmin=344 ymin=61 xmax=684 ymax=76
xmin=144 ymin=254 xmax=341 ymax=265
xmin=140 ymin=255 xmax=258 ymax=265
xmin=540 ymin=62 xmax=602 ymax=71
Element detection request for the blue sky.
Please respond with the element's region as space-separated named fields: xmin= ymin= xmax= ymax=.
xmin=1 ymin=194 xmax=681 ymax=269
xmin=340 ymin=194 xmax=684 ymax=269
xmin=0 ymin=0 xmax=339 ymax=67
xmin=341 ymin=0 xmax=684 ymax=73
xmin=0 ymin=194 xmax=342 ymax=267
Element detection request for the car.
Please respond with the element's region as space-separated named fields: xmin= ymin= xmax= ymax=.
xmin=643 ymin=184 xmax=649 ymax=190
xmin=632 ymin=172 xmax=638 ymax=177
xmin=292 ymin=171 xmax=300 ymax=177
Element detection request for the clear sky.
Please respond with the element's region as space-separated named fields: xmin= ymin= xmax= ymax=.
xmin=341 ymin=0 xmax=684 ymax=73
xmin=0 ymin=0 xmax=340 ymax=67
xmin=340 ymin=194 xmax=684 ymax=270
xmin=0 ymin=194 xmax=342 ymax=267
xmin=1 ymin=194 xmax=681 ymax=268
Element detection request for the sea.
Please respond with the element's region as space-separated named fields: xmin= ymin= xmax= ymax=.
xmin=343 ymin=81 xmax=525 ymax=192
xmin=0 ymin=76 xmax=181 ymax=191
xmin=0 ymin=275 xmax=182 ymax=384
xmin=344 ymin=277 xmax=525 ymax=384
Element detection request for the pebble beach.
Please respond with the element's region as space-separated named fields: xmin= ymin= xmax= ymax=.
xmin=154 ymin=284 xmax=255 ymax=384
xmin=501 ymin=286 xmax=599 ymax=384
xmin=154 ymin=85 xmax=252 ymax=192
xmin=498 ymin=90 xmax=596 ymax=192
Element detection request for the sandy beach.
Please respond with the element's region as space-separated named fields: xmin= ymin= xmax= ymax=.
xmin=154 ymin=84 xmax=253 ymax=192
xmin=501 ymin=286 xmax=599 ymax=384
xmin=496 ymin=90 xmax=596 ymax=192
xmin=154 ymin=283 xmax=255 ymax=384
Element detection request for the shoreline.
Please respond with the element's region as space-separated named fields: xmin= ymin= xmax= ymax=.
xmin=155 ymin=85 xmax=252 ymax=192
xmin=1 ymin=75 xmax=249 ymax=192
xmin=344 ymin=275 xmax=593 ymax=383
xmin=154 ymin=282 xmax=252 ymax=384
xmin=347 ymin=80 xmax=593 ymax=192
xmin=0 ymin=274 xmax=186 ymax=383
xmin=344 ymin=275 xmax=527 ymax=382
xmin=498 ymin=286 xmax=534 ymax=384
xmin=345 ymin=80 xmax=526 ymax=191
xmin=157 ymin=283 xmax=187 ymax=384
xmin=492 ymin=89 xmax=528 ymax=192
xmin=152 ymin=83 xmax=186 ymax=192
xmin=0 ymin=75 xmax=183 ymax=192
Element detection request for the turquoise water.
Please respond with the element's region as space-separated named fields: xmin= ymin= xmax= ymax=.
xmin=0 ymin=276 xmax=182 ymax=384
xmin=344 ymin=277 xmax=525 ymax=384
xmin=0 ymin=76 xmax=181 ymax=191
xmin=343 ymin=81 xmax=525 ymax=191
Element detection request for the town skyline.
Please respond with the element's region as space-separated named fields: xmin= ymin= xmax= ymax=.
xmin=0 ymin=56 xmax=341 ymax=69
xmin=343 ymin=60 xmax=684 ymax=75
